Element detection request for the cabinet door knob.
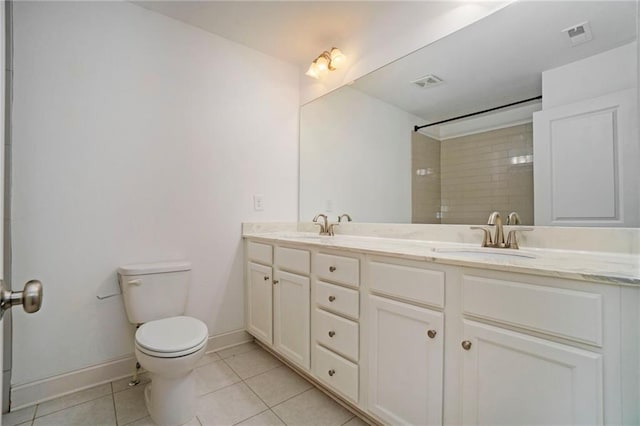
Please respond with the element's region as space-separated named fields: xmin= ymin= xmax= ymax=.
xmin=272 ymin=280 xmax=279 ymax=285
xmin=328 ymin=369 xmax=336 ymax=377
xmin=427 ymin=329 xmax=437 ymax=339
xmin=263 ymin=276 xmax=269 ymax=281
xmin=329 ymin=266 xmax=337 ymax=272
xmin=461 ymin=340 xmax=472 ymax=350
xmin=328 ymin=331 xmax=335 ymax=338
xmin=328 ymin=296 xmax=336 ymax=302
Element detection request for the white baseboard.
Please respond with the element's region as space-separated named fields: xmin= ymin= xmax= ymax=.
xmin=205 ymin=329 xmax=253 ymax=353
xmin=10 ymin=329 xmax=253 ymax=411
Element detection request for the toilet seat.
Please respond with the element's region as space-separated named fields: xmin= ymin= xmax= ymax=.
xmin=136 ymin=316 xmax=208 ymax=358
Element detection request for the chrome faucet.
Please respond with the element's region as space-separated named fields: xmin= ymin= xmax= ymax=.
xmin=338 ymin=213 xmax=352 ymax=223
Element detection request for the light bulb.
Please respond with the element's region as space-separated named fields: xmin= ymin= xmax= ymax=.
xmin=305 ymin=61 xmax=320 ymax=79
xmin=329 ymin=47 xmax=346 ymax=69
xmin=315 ymin=54 xmax=330 ymax=72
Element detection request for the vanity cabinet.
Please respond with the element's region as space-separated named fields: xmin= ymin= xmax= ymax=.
xmin=246 ymin=242 xmax=274 ymax=344
xmin=366 ymin=258 xmax=445 ymax=426
xmin=459 ymin=271 xmax=612 ymax=426
xmin=312 ymin=250 xmax=361 ymax=403
xmin=273 ymin=246 xmax=311 ymax=369
xmin=246 ymin=242 xmax=311 ymax=369
xmin=461 ymin=320 xmax=602 ymax=425
xmin=244 ymin=237 xmax=632 ymax=426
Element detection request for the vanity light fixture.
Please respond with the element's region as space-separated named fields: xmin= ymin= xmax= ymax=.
xmin=305 ymin=47 xmax=346 ymax=79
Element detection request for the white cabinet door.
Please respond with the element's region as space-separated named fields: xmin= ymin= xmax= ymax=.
xmin=533 ymin=88 xmax=638 ymax=226
xmin=274 ymin=270 xmax=310 ymax=369
xmin=461 ymin=320 xmax=603 ymax=426
xmin=368 ymin=295 xmax=443 ymax=425
xmin=247 ymin=262 xmax=273 ymax=344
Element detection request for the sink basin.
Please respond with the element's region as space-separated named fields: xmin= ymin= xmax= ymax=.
xmin=434 ymin=247 xmax=537 ymax=259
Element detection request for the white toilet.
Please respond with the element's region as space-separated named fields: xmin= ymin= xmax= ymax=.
xmin=118 ymin=261 xmax=208 ymax=426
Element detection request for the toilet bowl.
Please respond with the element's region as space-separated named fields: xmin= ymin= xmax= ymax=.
xmin=135 ymin=316 xmax=208 ymax=426
xmin=117 ymin=262 xmax=208 ymax=426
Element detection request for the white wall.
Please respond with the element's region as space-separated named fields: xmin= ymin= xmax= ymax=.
xmin=542 ymin=42 xmax=637 ymax=109
xmin=11 ymin=1 xmax=299 ymax=385
xmin=299 ymin=2 xmax=510 ymax=105
xmin=300 ymin=86 xmax=416 ymax=223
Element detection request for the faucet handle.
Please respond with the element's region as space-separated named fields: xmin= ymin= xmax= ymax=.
xmin=505 ymin=227 xmax=533 ymax=249
xmin=327 ymin=223 xmax=339 ymax=236
xmin=470 ymin=226 xmax=493 ymax=247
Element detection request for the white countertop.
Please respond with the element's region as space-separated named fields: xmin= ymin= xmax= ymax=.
xmin=243 ymin=231 xmax=640 ymax=286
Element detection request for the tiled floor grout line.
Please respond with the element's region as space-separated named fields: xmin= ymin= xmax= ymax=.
xmin=30 ymin=389 xmax=113 ymax=421
xmin=340 ymin=414 xmax=357 ymax=426
xmin=229 ymin=408 xmax=270 ymax=426
xmin=236 ymin=374 xmax=293 ymax=426
xmin=17 ymin=343 xmax=366 ymax=426
xmin=110 ymin=382 xmax=121 ymax=426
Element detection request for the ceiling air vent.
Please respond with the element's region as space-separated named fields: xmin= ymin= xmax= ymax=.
xmin=411 ymin=74 xmax=443 ymax=89
xmin=562 ymin=21 xmax=592 ymax=47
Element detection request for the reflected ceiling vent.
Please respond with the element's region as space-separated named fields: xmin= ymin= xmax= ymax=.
xmin=411 ymin=74 xmax=443 ymax=89
xmin=562 ymin=21 xmax=592 ymax=47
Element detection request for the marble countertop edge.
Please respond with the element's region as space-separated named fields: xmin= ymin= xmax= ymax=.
xmin=243 ymin=231 xmax=640 ymax=286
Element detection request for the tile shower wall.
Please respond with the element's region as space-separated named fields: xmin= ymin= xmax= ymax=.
xmin=411 ymin=132 xmax=441 ymax=224
xmin=440 ymin=123 xmax=534 ymax=224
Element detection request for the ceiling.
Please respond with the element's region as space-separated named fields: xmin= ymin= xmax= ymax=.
xmin=351 ymin=1 xmax=637 ymax=123
xmin=132 ymin=1 xmax=475 ymax=69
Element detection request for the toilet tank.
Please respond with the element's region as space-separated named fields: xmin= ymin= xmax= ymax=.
xmin=117 ymin=261 xmax=191 ymax=324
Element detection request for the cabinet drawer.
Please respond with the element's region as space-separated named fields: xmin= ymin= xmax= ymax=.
xmin=316 ymin=253 xmax=359 ymax=287
xmin=247 ymin=241 xmax=273 ymax=265
xmin=463 ymin=275 xmax=603 ymax=346
xmin=275 ymin=246 xmax=310 ymax=275
xmin=315 ymin=281 xmax=359 ymax=319
xmin=369 ymin=260 xmax=444 ymax=308
xmin=313 ymin=344 xmax=358 ymax=402
xmin=314 ymin=309 xmax=359 ymax=362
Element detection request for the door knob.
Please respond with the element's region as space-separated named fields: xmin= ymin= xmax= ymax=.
xmin=1 ymin=280 xmax=43 ymax=319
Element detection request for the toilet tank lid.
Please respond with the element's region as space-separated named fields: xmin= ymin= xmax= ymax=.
xmin=117 ymin=261 xmax=191 ymax=275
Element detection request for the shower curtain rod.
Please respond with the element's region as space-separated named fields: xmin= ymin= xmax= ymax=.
xmin=413 ymin=95 xmax=543 ymax=132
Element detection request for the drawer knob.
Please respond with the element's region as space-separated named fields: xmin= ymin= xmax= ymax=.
xmin=263 ymin=276 xmax=269 ymax=281
xmin=328 ymin=369 xmax=336 ymax=377
xmin=328 ymin=296 xmax=336 ymax=302
xmin=273 ymin=280 xmax=279 ymax=285
xmin=328 ymin=331 xmax=335 ymax=338
xmin=329 ymin=266 xmax=337 ymax=272
xmin=461 ymin=340 xmax=472 ymax=351
xmin=427 ymin=329 xmax=437 ymax=339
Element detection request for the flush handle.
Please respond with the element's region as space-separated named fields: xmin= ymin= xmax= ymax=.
xmin=0 ymin=280 xmax=43 ymax=319
xmin=328 ymin=296 xmax=336 ymax=302
xmin=329 ymin=266 xmax=337 ymax=272
xmin=128 ymin=279 xmax=142 ymax=286
xmin=328 ymin=331 xmax=336 ymax=338
xmin=328 ymin=369 xmax=335 ymax=377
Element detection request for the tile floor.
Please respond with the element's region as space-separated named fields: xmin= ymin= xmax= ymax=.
xmin=3 ymin=342 xmax=369 ymax=426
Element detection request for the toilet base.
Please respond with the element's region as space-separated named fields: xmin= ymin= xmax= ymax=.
xmin=145 ymin=372 xmax=196 ymax=426
xmin=135 ymin=343 xmax=206 ymax=426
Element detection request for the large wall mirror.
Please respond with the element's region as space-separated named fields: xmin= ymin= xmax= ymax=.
xmin=300 ymin=1 xmax=639 ymax=227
